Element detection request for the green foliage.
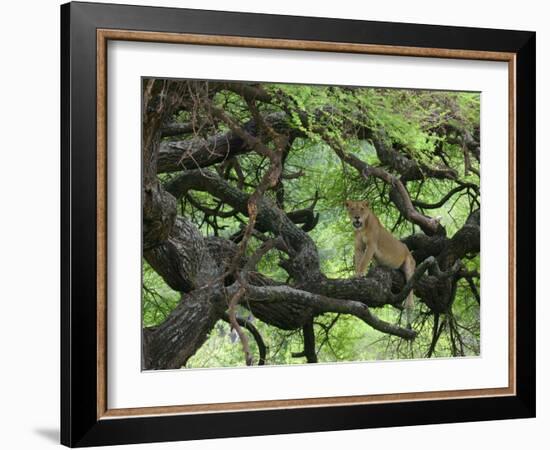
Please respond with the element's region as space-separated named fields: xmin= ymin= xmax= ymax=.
xmin=142 ymin=261 xmax=179 ymax=327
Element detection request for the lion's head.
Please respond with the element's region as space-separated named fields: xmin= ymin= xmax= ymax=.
xmin=344 ymin=200 xmax=371 ymax=230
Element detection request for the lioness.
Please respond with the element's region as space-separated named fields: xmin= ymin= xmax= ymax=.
xmin=345 ymin=200 xmax=416 ymax=326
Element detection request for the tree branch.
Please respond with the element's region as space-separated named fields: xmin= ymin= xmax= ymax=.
xmin=235 ymin=284 xmax=417 ymax=340
xmin=222 ymin=312 xmax=267 ymax=365
xmin=412 ymin=185 xmax=471 ymax=210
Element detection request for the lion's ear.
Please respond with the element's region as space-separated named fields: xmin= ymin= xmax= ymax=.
xmin=362 ymin=200 xmax=370 ymax=208
xmin=344 ymin=200 xmax=351 ymax=208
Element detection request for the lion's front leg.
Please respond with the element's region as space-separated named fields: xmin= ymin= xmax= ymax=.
xmin=354 ymin=240 xmax=365 ymax=276
xmin=357 ymin=244 xmax=375 ymax=276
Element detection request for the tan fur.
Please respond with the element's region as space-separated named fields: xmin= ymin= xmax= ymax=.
xmin=345 ymin=200 xmax=416 ymax=326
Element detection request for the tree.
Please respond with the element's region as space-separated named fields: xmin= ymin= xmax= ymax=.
xmin=141 ymin=79 xmax=481 ymax=370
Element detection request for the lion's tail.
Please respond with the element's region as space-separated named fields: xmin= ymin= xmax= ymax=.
xmin=403 ymin=254 xmax=416 ymax=329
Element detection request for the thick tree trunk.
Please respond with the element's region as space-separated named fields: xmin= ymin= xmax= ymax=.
xmin=141 ymin=79 xmax=227 ymax=368
xmin=143 ymin=288 xmax=225 ymax=369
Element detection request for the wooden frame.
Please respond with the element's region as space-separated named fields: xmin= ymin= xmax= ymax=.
xmin=61 ymin=1 xmax=535 ymax=447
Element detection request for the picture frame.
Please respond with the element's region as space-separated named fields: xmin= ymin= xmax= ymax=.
xmin=60 ymin=1 xmax=536 ymax=447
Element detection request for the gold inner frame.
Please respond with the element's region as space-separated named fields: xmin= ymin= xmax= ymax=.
xmin=96 ymin=29 xmax=517 ymax=420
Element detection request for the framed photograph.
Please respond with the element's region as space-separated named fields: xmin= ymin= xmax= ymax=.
xmin=61 ymin=1 xmax=536 ymax=447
